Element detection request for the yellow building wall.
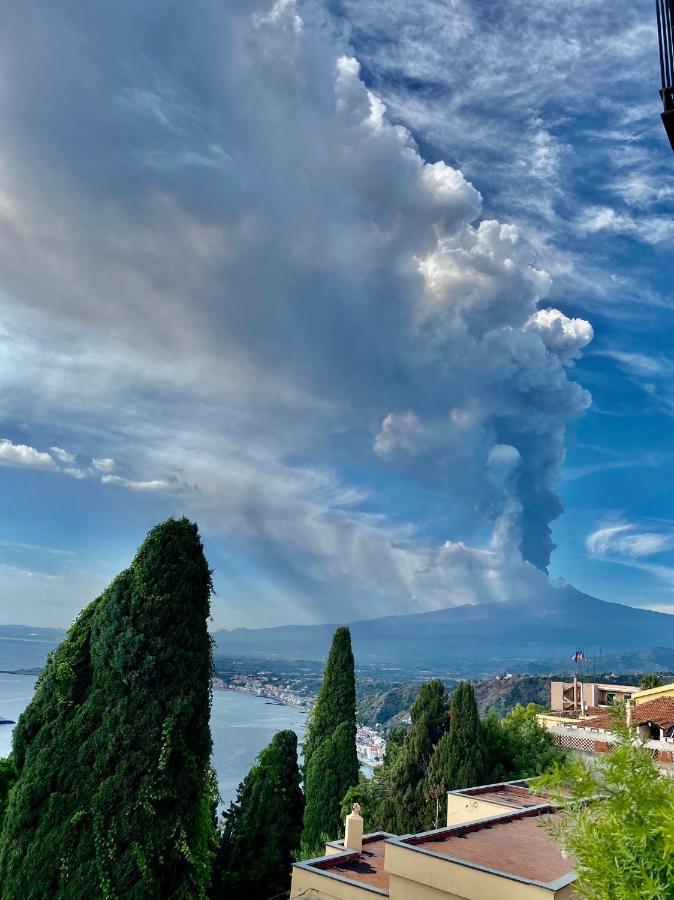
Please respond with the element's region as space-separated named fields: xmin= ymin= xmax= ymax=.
xmin=385 ymin=842 xmax=573 ymax=900
xmin=290 ymin=866 xmax=373 ymax=899
xmin=389 ymin=873 xmax=462 ymax=899
xmin=631 ymin=682 xmax=674 ymax=706
xmin=446 ymin=794 xmax=514 ymax=827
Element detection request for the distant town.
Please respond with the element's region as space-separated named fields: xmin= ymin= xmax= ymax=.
xmin=213 ymin=670 xmax=387 ymax=765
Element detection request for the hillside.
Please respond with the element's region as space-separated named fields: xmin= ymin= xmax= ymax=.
xmin=213 ymin=585 xmax=674 ymax=677
xmin=356 ymin=672 xmax=654 ymax=730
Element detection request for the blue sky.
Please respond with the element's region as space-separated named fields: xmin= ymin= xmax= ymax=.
xmin=0 ymin=0 xmax=673 ymax=629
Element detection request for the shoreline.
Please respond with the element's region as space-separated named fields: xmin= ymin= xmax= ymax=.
xmin=215 ymin=682 xmax=311 ymax=713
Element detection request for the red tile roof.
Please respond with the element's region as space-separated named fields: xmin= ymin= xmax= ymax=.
xmin=572 ymin=698 xmax=674 ymax=733
xmin=408 ymin=810 xmax=575 ymax=885
xmin=461 ymin=784 xmax=555 ymax=808
xmin=631 ymin=698 xmax=674 ymax=730
xmin=303 ymin=836 xmax=390 ymax=892
xmin=329 ymin=838 xmax=389 ymax=890
xmin=574 ymin=707 xmax=616 ymax=730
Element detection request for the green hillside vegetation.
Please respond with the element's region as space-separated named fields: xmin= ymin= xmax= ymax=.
xmin=357 ymin=675 xmax=553 ymax=730
xmin=0 ymin=519 xmax=216 ymax=900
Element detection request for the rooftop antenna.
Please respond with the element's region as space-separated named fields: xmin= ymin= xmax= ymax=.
xmin=656 ymin=0 xmax=674 ymax=150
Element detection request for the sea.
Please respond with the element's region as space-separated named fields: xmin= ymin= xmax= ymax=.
xmin=0 ymin=639 xmax=307 ymax=812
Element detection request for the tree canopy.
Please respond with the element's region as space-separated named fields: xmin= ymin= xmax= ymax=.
xmin=302 ymin=721 xmax=358 ymax=857
xmin=482 ymin=703 xmax=566 ymax=783
xmin=343 ymin=687 xmax=565 ymax=836
xmin=0 ymin=757 xmax=16 ymax=827
xmin=639 ymin=673 xmax=661 ymax=691
xmin=301 ymin=627 xmax=359 ymax=856
xmin=0 ymin=518 xmax=216 ymax=900
xmin=212 ymin=729 xmax=303 ymax=899
xmin=302 ymin=626 xmax=357 ymax=770
xmin=537 ymin=711 xmax=674 ymax=899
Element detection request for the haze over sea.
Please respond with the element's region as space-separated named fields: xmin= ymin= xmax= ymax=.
xmin=0 ymin=640 xmax=306 ymax=811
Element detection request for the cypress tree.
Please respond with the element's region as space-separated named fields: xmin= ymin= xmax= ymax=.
xmin=212 ymin=729 xmax=303 ymax=899
xmin=301 ymin=627 xmax=358 ymax=855
xmin=431 ymin=682 xmax=485 ymax=797
xmin=302 ymin=626 xmax=357 ymax=771
xmin=390 ymin=680 xmax=449 ymax=832
xmin=0 ymin=518 xmax=216 ymax=900
xmin=302 ymin=721 xmax=355 ymax=856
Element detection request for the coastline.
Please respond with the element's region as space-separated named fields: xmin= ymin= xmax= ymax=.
xmin=215 ymin=682 xmax=311 ymax=713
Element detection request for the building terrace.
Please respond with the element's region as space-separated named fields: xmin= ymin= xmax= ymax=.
xmin=539 ymin=678 xmax=674 ymax=766
xmin=291 ymin=782 xmax=579 ymax=899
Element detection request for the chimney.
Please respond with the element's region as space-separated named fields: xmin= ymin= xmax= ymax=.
xmin=344 ymin=803 xmax=363 ymax=853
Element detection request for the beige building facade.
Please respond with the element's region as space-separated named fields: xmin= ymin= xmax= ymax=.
xmin=541 ymin=679 xmax=674 ymax=768
xmin=549 ymin=678 xmax=635 ymax=713
xmin=290 ymin=781 xmax=578 ymax=900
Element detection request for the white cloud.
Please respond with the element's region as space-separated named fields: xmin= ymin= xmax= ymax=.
xmin=524 ymin=309 xmax=593 ymax=365
xmin=586 ymin=519 xmax=674 ymax=560
xmin=101 ymin=473 xmax=190 ymax=493
xmin=50 ymin=446 xmax=75 ymax=464
xmin=0 ymin=438 xmax=54 ymax=469
xmin=598 ymin=350 xmax=674 ymax=378
xmin=374 ymin=412 xmax=425 ymax=459
xmin=92 ymin=457 xmax=116 ymax=473
xmin=577 ymin=206 xmax=674 ymax=247
xmin=63 ymin=467 xmax=88 ymax=480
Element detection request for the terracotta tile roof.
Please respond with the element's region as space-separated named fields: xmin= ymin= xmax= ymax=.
xmin=631 ymin=697 xmax=674 ymax=730
xmin=574 ymin=708 xmax=615 ymax=730
xmin=462 ymin=784 xmax=554 ymax=808
xmin=303 ymin=836 xmax=390 ymax=892
xmin=408 ymin=810 xmax=575 ymax=885
xmin=571 ymin=698 xmax=674 ymax=733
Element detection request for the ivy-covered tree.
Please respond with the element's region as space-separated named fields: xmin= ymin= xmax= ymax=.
xmin=301 ymin=627 xmax=359 ymax=856
xmin=212 ymin=730 xmax=303 ymax=899
xmin=0 ymin=518 xmax=217 ymax=900
xmin=0 ymin=757 xmax=16 ymax=826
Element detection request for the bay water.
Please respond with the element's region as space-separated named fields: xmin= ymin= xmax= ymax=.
xmin=0 ymin=671 xmax=306 ymax=811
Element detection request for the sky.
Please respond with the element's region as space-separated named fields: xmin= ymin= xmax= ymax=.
xmin=0 ymin=0 xmax=673 ymax=630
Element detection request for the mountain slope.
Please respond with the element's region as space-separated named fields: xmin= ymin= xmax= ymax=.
xmin=213 ymin=586 xmax=674 ymax=675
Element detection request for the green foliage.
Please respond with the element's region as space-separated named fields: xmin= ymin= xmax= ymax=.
xmin=357 ymin=684 xmax=420 ymax=729
xmin=0 ymin=757 xmax=16 ymax=826
xmin=368 ymin=680 xmax=449 ymax=834
xmin=302 ymin=626 xmax=357 ymax=771
xmin=639 ymin=672 xmax=661 ymax=691
xmin=302 ymin=721 xmax=357 ymax=857
xmin=212 ymin=730 xmax=303 ymax=899
xmin=536 ymin=710 xmax=674 ymax=899
xmin=301 ymin=627 xmax=359 ymax=856
xmin=482 ymin=703 xmax=567 ymax=783
xmin=423 ymin=682 xmax=485 ymax=826
xmin=342 ymin=687 xmax=565 ymax=838
xmin=0 ymin=518 xmax=217 ymax=900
